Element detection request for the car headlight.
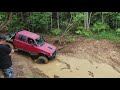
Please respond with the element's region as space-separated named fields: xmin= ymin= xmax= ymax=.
xmin=50 ymin=53 xmax=53 ymax=56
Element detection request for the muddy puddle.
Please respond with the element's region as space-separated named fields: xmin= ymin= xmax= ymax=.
xmin=32 ymin=55 xmax=120 ymax=78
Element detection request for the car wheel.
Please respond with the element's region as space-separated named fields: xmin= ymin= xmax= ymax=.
xmin=36 ymin=56 xmax=49 ymax=64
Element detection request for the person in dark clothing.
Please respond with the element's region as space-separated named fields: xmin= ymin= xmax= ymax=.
xmin=0 ymin=35 xmax=14 ymax=78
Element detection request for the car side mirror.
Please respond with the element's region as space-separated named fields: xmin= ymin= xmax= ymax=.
xmin=40 ymin=35 xmax=46 ymax=42
xmin=40 ymin=35 xmax=43 ymax=38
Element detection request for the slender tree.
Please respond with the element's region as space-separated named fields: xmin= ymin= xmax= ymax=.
xmin=51 ymin=12 xmax=53 ymax=31
xmin=84 ymin=12 xmax=89 ymax=30
xmin=57 ymin=12 xmax=60 ymax=29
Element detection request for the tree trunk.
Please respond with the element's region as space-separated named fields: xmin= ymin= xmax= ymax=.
xmin=84 ymin=12 xmax=89 ymax=30
xmin=88 ymin=12 xmax=92 ymax=28
xmin=0 ymin=12 xmax=13 ymax=31
xmin=115 ymin=12 xmax=117 ymax=29
xmin=51 ymin=12 xmax=53 ymax=31
xmin=57 ymin=12 xmax=60 ymax=29
xmin=115 ymin=13 xmax=117 ymax=29
xmin=101 ymin=12 xmax=104 ymax=23
xmin=21 ymin=12 xmax=24 ymax=21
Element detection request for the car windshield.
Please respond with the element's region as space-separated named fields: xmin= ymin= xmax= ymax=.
xmin=35 ymin=36 xmax=44 ymax=46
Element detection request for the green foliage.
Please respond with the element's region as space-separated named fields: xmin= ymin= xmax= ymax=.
xmin=72 ymin=12 xmax=84 ymax=23
xmin=75 ymin=26 xmax=84 ymax=35
xmin=51 ymin=28 xmax=62 ymax=36
xmin=75 ymin=26 xmax=93 ymax=37
xmin=116 ymin=28 xmax=120 ymax=35
xmin=0 ymin=13 xmax=29 ymax=32
xmin=27 ymin=12 xmax=50 ymax=32
xmin=1 ymin=12 xmax=120 ymax=44
xmin=92 ymin=21 xmax=110 ymax=33
xmin=82 ymin=30 xmax=93 ymax=37
xmin=66 ymin=36 xmax=76 ymax=44
xmin=0 ymin=12 xmax=7 ymax=24
xmin=7 ymin=15 xmax=25 ymax=32
xmin=93 ymin=31 xmax=120 ymax=42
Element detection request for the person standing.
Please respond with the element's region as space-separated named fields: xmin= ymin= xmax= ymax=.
xmin=0 ymin=35 xmax=14 ymax=78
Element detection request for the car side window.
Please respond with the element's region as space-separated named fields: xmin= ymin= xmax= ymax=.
xmin=27 ymin=38 xmax=36 ymax=46
xmin=18 ymin=35 xmax=26 ymax=42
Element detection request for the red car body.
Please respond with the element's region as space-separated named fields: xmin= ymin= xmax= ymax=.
xmin=13 ymin=30 xmax=57 ymax=59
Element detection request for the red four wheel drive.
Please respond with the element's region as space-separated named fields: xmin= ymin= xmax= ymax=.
xmin=5 ymin=30 xmax=57 ymax=64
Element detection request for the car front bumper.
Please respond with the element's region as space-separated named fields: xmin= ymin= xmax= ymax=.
xmin=48 ymin=50 xmax=57 ymax=59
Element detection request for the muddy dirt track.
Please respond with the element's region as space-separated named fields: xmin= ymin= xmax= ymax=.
xmin=1 ymin=37 xmax=120 ymax=78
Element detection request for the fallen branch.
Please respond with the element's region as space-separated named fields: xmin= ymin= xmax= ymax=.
xmin=57 ymin=22 xmax=76 ymax=46
xmin=0 ymin=12 xmax=13 ymax=31
xmin=57 ymin=45 xmax=68 ymax=50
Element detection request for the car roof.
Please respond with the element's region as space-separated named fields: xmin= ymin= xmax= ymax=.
xmin=18 ymin=30 xmax=40 ymax=39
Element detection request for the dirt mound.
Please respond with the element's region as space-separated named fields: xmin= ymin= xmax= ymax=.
xmin=59 ymin=37 xmax=120 ymax=73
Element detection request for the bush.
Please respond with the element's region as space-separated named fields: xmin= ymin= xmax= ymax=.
xmin=73 ymin=13 xmax=84 ymax=23
xmin=82 ymin=30 xmax=93 ymax=37
xmin=51 ymin=28 xmax=62 ymax=36
xmin=92 ymin=21 xmax=110 ymax=33
xmin=0 ymin=12 xmax=7 ymax=25
xmin=27 ymin=12 xmax=50 ymax=32
xmin=116 ymin=28 xmax=120 ymax=35
xmin=93 ymin=31 xmax=120 ymax=42
xmin=66 ymin=36 xmax=76 ymax=44
xmin=75 ymin=26 xmax=93 ymax=37
xmin=6 ymin=15 xmax=26 ymax=32
xmin=75 ymin=26 xmax=84 ymax=35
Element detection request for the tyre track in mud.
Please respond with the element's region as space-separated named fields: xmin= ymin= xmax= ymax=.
xmin=56 ymin=58 xmax=71 ymax=70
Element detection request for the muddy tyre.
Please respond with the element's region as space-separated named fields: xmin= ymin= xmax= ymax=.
xmin=36 ymin=56 xmax=49 ymax=64
xmin=5 ymin=42 xmax=14 ymax=49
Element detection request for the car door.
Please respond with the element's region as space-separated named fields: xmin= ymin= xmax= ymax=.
xmin=14 ymin=34 xmax=27 ymax=51
xmin=25 ymin=38 xmax=39 ymax=55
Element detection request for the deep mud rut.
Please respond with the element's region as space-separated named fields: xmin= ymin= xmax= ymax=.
xmin=1 ymin=36 xmax=120 ymax=78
